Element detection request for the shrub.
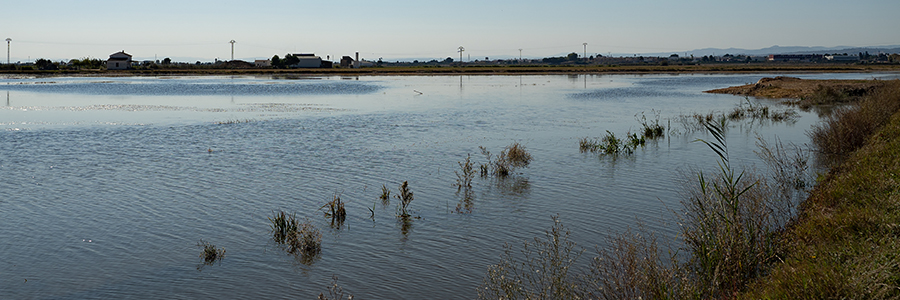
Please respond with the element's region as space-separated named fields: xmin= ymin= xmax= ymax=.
xmin=478 ymin=215 xmax=583 ymax=299
xmin=809 ymin=80 xmax=900 ymax=166
xmin=479 ymin=142 xmax=533 ymax=177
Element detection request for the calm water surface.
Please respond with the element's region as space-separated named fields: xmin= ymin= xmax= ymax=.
xmin=1 ymin=73 xmax=895 ymax=299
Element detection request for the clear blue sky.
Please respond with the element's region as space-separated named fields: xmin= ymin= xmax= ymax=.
xmin=2 ymin=0 xmax=898 ymax=62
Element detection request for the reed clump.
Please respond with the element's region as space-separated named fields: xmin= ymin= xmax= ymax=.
xmin=321 ymin=193 xmax=346 ymax=228
xmin=269 ymin=210 xmax=322 ymax=260
xmin=579 ymin=131 xmax=644 ymax=155
xmin=197 ymin=239 xmax=226 ymax=265
xmin=479 ymin=142 xmax=533 ymax=177
xmin=379 ymin=184 xmax=391 ymax=206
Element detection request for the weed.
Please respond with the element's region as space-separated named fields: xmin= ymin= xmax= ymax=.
xmin=479 ymin=143 xmax=533 ymax=177
xmin=197 ymin=239 xmax=226 ymax=265
xmin=454 ymin=154 xmax=476 ymax=190
xmin=637 ymin=110 xmax=665 ymax=139
xmin=379 ymin=184 xmax=391 ymax=207
xmin=269 ymin=210 xmax=322 ymax=263
xmin=286 ymin=218 xmax=322 ymax=259
xmin=582 ymin=226 xmax=688 ymax=300
xmin=269 ymin=210 xmax=299 ymax=244
xmin=321 ymin=192 xmax=346 ymax=228
xmin=478 ymin=215 xmax=583 ymax=299
xmin=396 ymin=181 xmax=414 ymax=218
xmin=318 ymin=275 xmax=353 ymax=300
xmin=809 ymin=80 xmax=900 ymax=166
xmin=580 ymin=131 xmax=642 ymax=156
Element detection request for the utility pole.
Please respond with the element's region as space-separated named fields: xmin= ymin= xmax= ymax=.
xmin=5 ymin=38 xmax=11 ymax=64
xmin=519 ymin=48 xmax=522 ymax=61
xmin=229 ymin=40 xmax=236 ymax=61
xmin=458 ymin=46 xmax=465 ymax=63
xmin=583 ymin=43 xmax=587 ymax=60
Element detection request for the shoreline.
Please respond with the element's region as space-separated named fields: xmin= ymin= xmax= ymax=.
xmin=2 ymin=64 xmax=900 ymax=76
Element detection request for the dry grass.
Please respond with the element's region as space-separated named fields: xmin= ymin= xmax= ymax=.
xmin=480 ymin=142 xmax=533 ymax=177
xmin=478 ymin=215 xmax=583 ymax=299
xmin=809 ymin=80 xmax=900 ymax=166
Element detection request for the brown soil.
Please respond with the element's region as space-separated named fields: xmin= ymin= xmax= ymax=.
xmin=704 ymin=76 xmax=882 ymax=99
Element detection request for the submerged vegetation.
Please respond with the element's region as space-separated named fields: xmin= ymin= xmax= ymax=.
xmin=321 ymin=193 xmax=347 ymax=228
xmin=268 ymin=210 xmax=322 ymax=263
xmin=395 ymin=181 xmax=414 ymax=218
xmin=482 ymin=79 xmax=900 ymax=299
xmin=197 ymin=239 xmax=226 ymax=267
xmin=479 ymin=142 xmax=533 ymax=177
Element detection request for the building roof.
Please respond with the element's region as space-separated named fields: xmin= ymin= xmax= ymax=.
xmin=109 ymin=51 xmax=132 ymax=58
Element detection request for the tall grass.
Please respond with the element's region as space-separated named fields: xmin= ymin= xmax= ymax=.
xmin=809 ymin=80 xmax=900 ymax=166
xmin=321 ymin=193 xmax=346 ymax=228
xmin=268 ymin=210 xmax=322 ymax=263
xmin=483 ymin=117 xmax=800 ymax=298
xmin=478 ymin=215 xmax=583 ymax=299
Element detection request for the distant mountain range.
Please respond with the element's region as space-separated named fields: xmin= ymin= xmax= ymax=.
xmin=629 ymin=45 xmax=900 ymax=58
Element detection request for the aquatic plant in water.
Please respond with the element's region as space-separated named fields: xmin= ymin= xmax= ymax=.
xmin=197 ymin=239 xmax=225 ymax=265
xmin=479 ymin=142 xmax=533 ymax=177
xmin=268 ymin=210 xmax=322 ymax=262
xmin=321 ymin=192 xmax=347 ymax=228
xmin=396 ymin=181 xmax=414 ymax=218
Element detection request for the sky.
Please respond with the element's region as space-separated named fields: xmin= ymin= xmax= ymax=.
xmin=2 ymin=0 xmax=899 ymax=63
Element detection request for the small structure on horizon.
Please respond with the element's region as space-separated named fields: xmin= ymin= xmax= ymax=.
xmin=254 ymin=59 xmax=271 ymax=67
xmin=340 ymin=56 xmax=354 ymax=68
xmin=290 ymin=53 xmax=322 ymax=68
xmin=107 ymin=51 xmax=132 ymax=70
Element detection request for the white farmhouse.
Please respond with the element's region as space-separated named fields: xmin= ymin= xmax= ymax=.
xmin=107 ymin=51 xmax=132 ymax=70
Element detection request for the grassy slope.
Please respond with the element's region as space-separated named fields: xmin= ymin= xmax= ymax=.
xmin=742 ymin=100 xmax=900 ymax=298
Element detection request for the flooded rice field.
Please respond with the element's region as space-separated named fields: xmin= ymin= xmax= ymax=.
xmin=1 ymin=73 xmax=895 ymax=299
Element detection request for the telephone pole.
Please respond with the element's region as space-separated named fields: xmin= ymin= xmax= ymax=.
xmin=229 ymin=40 xmax=236 ymax=61
xmin=5 ymin=38 xmax=11 ymax=64
xmin=583 ymin=43 xmax=587 ymax=60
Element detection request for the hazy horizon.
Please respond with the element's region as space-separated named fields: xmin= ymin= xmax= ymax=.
xmin=2 ymin=0 xmax=898 ymax=63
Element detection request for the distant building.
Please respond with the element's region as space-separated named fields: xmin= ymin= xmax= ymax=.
xmin=255 ymin=59 xmax=271 ymax=67
xmin=107 ymin=51 xmax=132 ymax=70
xmin=340 ymin=56 xmax=354 ymax=68
xmin=290 ymin=53 xmax=322 ymax=68
xmin=767 ymin=54 xmax=824 ymax=62
xmin=825 ymin=55 xmax=859 ymax=61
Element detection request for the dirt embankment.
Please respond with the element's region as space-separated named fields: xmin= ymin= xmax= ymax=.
xmin=704 ymin=76 xmax=883 ymax=100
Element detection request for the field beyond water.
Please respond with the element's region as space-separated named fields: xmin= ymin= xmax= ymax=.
xmin=3 ymin=63 xmax=900 ymax=76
